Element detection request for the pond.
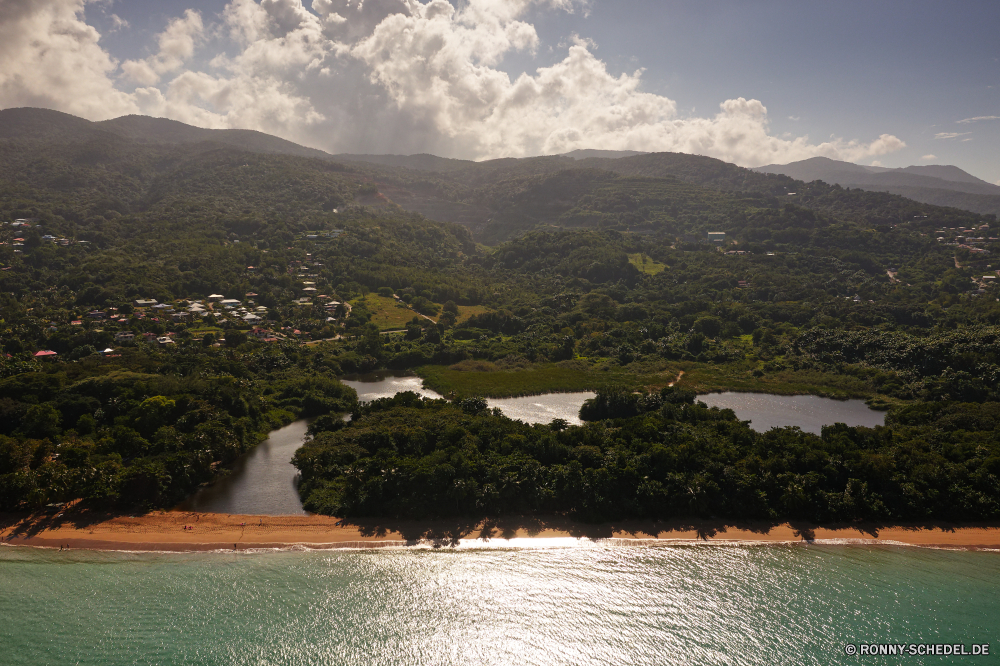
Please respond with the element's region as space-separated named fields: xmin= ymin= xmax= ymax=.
xmin=340 ymin=372 xmax=441 ymax=402
xmin=487 ymin=393 xmax=595 ymax=426
xmin=697 ymin=392 xmax=885 ymax=435
xmin=177 ymin=419 xmax=309 ymax=516
xmin=342 ymin=372 xmax=594 ymax=426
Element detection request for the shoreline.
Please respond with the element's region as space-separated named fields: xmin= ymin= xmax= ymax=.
xmin=3 ymin=510 xmax=1000 ymax=553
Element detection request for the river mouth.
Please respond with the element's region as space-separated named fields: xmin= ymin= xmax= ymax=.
xmin=176 ymin=420 xmax=310 ymax=516
xmin=178 ymin=380 xmax=885 ymax=516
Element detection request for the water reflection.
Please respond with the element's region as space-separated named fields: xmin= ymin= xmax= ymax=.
xmin=340 ymin=372 xmax=441 ymax=402
xmin=343 ymin=373 xmax=594 ymax=426
xmin=698 ymin=392 xmax=885 ymax=435
xmin=177 ymin=420 xmax=309 ymax=515
xmin=487 ymin=393 xmax=595 ymax=426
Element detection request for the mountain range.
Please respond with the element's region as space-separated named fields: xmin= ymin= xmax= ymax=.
xmin=754 ymin=156 xmax=1000 ymax=217
xmin=0 ymin=107 xmax=990 ymax=245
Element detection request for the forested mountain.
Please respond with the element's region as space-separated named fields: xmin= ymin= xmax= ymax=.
xmin=1 ymin=107 xmax=999 ymax=524
xmin=0 ymin=107 xmax=333 ymax=161
xmin=755 ymin=156 xmax=1000 ymax=217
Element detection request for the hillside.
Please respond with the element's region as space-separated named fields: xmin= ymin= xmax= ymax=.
xmin=0 ymin=108 xmax=334 ymax=161
xmin=4 ymin=108 xmax=994 ymax=244
xmin=755 ymin=156 xmax=1000 ymax=217
xmin=1 ymin=107 xmax=1000 ymax=524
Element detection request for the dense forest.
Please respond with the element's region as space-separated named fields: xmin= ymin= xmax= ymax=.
xmin=1 ymin=108 xmax=998 ymax=522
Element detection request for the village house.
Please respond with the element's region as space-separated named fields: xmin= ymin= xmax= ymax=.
xmin=114 ymin=331 xmax=136 ymax=343
xmin=250 ymin=327 xmax=274 ymax=341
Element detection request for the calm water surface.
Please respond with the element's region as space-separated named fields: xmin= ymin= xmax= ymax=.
xmin=698 ymin=392 xmax=885 ymax=434
xmin=487 ymin=392 xmax=595 ymax=425
xmin=177 ymin=420 xmax=308 ymax=515
xmin=1 ymin=545 xmax=997 ymax=665
xmin=341 ymin=372 xmax=441 ymax=401
xmin=343 ymin=373 xmax=593 ymax=425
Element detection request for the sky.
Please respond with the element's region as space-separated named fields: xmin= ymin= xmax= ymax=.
xmin=1 ymin=0 xmax=998 ymax=182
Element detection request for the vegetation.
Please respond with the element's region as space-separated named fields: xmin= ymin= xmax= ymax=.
xmin=418 ymin=361 xmax=620 ymax=398
xmin=295 ymin=390 xmax=1000 ymax=523
xmin=2 ymin=108 xmax=999 ymax=524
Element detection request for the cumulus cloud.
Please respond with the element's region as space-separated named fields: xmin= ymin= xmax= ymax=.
xmin=935 ymin=131 xmax=971 ymax=140
xmin=0 ymin=0 xmax=906 ymax=166
xmin=0 ymin=0 xmax=137 ymax=119
xmin=921 ymin=154 xmax=936 ymax=160
xmin=122 ymin=9 xmax=205 ymax=85
xmin=348 ymin=2 xmax=903 ymax=163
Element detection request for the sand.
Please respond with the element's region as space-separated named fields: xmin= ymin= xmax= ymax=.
xmin=2 ymin=508 xmax=999 ymax=552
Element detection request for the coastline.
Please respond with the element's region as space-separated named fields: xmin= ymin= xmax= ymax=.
xmin=3 ymin=510 xmax=999 ymax=552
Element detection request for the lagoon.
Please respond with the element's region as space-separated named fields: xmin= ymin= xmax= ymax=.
xmin=698 ymin=392 xmax=886 ymax=435
xmin=343 ymin=372 xmax=594 ymax=425
xmin=177 ymin=380 xmax=886 ymax=516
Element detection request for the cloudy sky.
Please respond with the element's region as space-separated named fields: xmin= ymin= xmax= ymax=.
xmin=2 ymin=0 xmax=998 ymax=182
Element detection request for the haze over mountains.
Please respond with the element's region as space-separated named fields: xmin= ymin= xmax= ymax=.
xmin=0 ymin=106 xmax=992 ymax=247
xmin=755 ymin=156 xmax=1000 ymax=217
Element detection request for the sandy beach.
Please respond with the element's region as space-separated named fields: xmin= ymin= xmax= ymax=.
xmin=2 ymin=507 xmax=999 ymax=551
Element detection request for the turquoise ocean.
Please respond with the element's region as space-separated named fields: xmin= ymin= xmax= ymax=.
xmin=0 ymin=543 xmax=997 ymax=665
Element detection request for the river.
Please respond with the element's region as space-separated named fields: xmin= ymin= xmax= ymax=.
xmin=176 ymin=420 xmax=309 ymax=516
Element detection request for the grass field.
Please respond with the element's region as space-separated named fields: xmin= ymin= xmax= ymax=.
xmin=353 ymin=295 xmax=425 ymax=330
xmin=628 ymin=253 xmax=667 ymax=275
xmin=671 ymin=361 xmax=880 ymax=399
xmin=415 ymin=358 xmax=885 ymax=402
xmin=455 ymin=304 xmax=492 ymax=324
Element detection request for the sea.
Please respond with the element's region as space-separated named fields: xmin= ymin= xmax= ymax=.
xmin=1 ymin=543 xmax=997 ymax=665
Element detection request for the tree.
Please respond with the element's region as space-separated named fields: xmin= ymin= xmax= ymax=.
xmin=19 ymin=404 xmax=61 ymax=440
xmin=357 ymin=324 xmax=383 ymax=359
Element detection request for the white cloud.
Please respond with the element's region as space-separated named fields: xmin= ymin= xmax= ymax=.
xmin=122 ymin=9 xmax=204 ymax=85
xmin=871 ymin=160 xmax=883 ymax=167
xmin=0 ymin=0 xmax=137 ymax=119
xmin=935 ymin=131 xmax=972 ymax=139
xmin=921 ymin=154 xmax=936 ymax=160
xmin=108 ymin=13 xmax=128 ymax=32
xmin=788 ymin=115 xmax=800 ymax=121
xmin=0 ymin=0 xmax=907 ymax=167
xmin=956 ymin=115 xmax=1000 ymax=124
xmin=347 ymin=2 xmax=903 ymax=163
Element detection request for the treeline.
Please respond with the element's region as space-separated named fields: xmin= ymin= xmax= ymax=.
xmin=0 ymin=345 xmax=357 ymax=511
xmin=293 ymin=389 xmax=1000 ymax=523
